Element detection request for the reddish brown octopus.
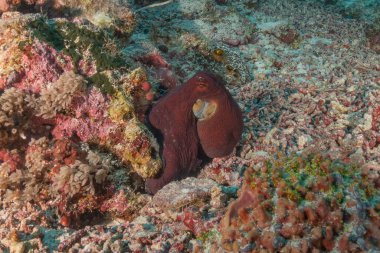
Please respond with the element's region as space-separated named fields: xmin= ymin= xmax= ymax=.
xmin=145 ymin=72 xmax=243 ymax=194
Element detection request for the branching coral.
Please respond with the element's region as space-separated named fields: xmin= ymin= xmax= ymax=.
xmin=0 ymin=87 xmax=37 ymax=148
xmin=0 ymin=87 xmax=27 ymax=127
xmin=219 ymin=152 xmax=380 ymax=252
xmin=36 ymin=71 xmax=85 ymax=119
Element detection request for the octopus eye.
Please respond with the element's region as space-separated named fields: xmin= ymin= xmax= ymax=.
xmin=197 ymin=82 xmax=208 ymax=89
xmin=196 ymin=77 xmax=208 ymax=90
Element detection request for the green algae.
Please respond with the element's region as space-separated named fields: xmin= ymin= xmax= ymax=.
xmin=196 ymin=229 xmax=218 ymax=243
xmin=57 ymin=22 xmax=125 ymax=71
xmin=88 ymin=72 xmax=115 ymax=94
xmin=249 ymin=153 xmax=379 ymax=205
xmin=26 ymin=17 xmax=127 ymax=74
xmin=28 ymin=18 xmax=65 ymax=50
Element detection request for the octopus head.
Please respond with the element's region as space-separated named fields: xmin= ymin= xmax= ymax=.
xmin=187 ymin=71 xmax=225 ymax=100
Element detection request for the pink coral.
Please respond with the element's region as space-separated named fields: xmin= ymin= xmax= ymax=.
xmin=0 ymin=149 xmax=21 ymax=173
xmin=11 ymin=41 xmax=73 ymax=93
xmin=52 ymin=88 xmax=116 ymax=141
xmin=100 ymin=190 xmax=129 ymax=216
xmin=53 ymin=114 xmax=115 ymax=142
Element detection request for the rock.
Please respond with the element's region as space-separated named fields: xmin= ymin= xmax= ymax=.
xmin=152 ymin=177 xmax=217 ymax=210
xmin=9 ymin=241 xmax=25 ymax=253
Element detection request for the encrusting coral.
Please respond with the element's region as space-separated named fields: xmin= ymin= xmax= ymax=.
xmin=0 ymin=9 xmax=160 ymax=227
xmin=219 ymin=152 xmax=380 ymax=252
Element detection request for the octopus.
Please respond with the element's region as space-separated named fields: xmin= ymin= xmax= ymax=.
xmin=145 ymin=71 xmax=243 ymax=194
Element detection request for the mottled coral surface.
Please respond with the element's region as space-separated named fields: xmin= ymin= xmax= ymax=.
xmin=220 ymin=153 xmax=380 ymax=252
xmin=0 ymin=9 xmax=160 ymax=233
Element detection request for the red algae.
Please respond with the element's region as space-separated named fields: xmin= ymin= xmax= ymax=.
xmin=11 ymin=41 xmax=73 ymax=93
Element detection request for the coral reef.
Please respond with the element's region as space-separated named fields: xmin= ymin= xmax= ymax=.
xmin=0 ymin=9 xmax=160 ymax=230
xmin=219 ymin=152 xmax=380 ymax=252
xmin=0 ymin=0 xmax=380 ymax=251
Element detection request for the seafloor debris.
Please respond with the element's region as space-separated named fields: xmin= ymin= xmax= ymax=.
xmin=0 ymin=0 xmax=135 ymax=35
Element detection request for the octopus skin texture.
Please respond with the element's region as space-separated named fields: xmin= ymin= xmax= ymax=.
xmin=145 ymin=72 xmax=243 ymax=194
xmin=193 ymin=83 xmax=243 ymax=158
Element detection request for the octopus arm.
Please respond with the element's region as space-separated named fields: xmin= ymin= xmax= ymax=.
xmin=145 ymin=146 xmax=181 ymax=194
xmin=148 ymin=103 xmax=166 ymax=130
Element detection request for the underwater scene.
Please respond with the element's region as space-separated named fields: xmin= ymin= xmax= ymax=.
xmin=0 ymin=0 xmax=379 ymax=252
